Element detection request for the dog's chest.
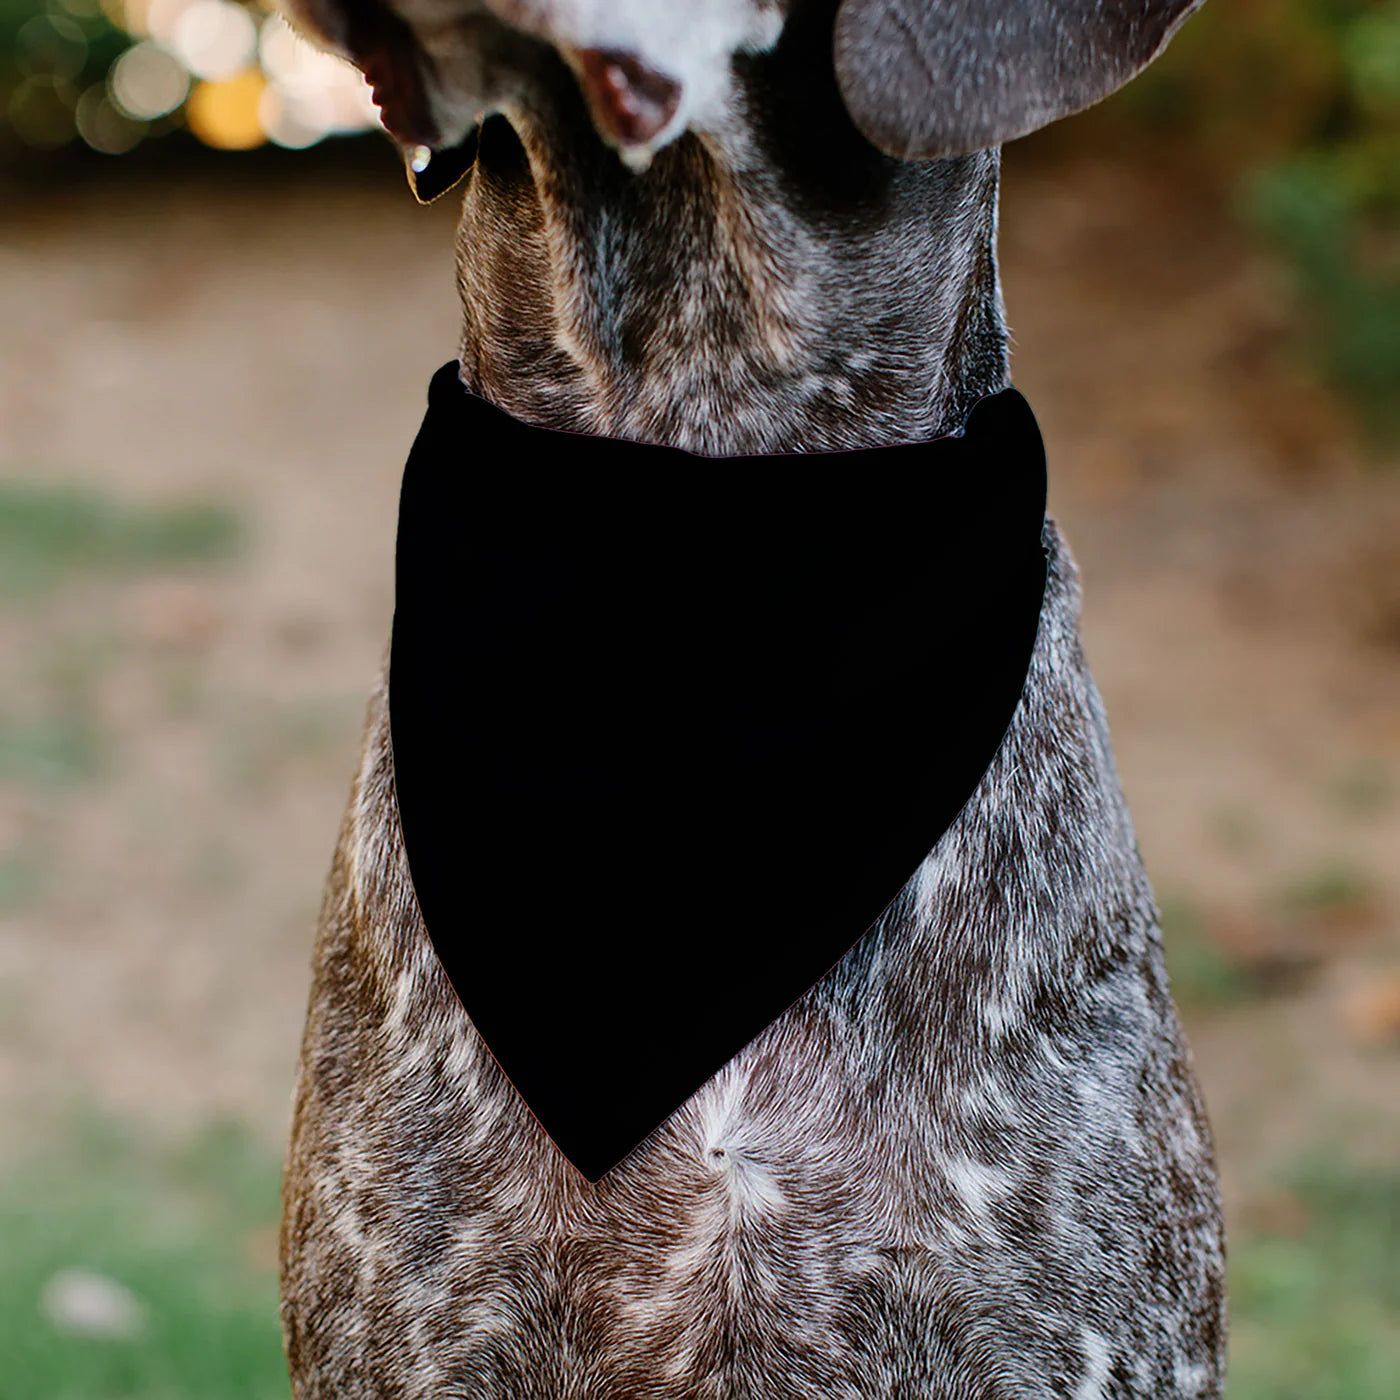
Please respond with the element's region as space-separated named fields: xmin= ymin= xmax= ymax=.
xmin=282 ymin=526 xmax=1224 ymax=1400
xmin=386 ymin=368 xmax=1049 ymax=1181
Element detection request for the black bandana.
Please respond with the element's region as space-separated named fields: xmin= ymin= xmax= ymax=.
xmin=390 ymin=363 xmax=1049 ymax=1180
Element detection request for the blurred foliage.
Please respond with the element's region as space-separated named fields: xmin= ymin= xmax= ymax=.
xmin=1162 ymin=896 xmax=1256 ymax=1007
xmin=1229 ymin=1158 xmax=1400 ymax=1400
xmin=0 ymin=478 xmax=243 ymax=599
xmin=0 ymin=711 xmax=104 ymax=784
xmin=1 ymin=0 xmax=137 ymax=156
xmin=0 ymin=1115 xmax=289 ymax=1400
xmin=1117 ymin=1 xmax=1400 ymax=439
xmin=0 ymin=479 xmax=244 ymax=598
xmin=1 ymin=0 xmax=374 ymax=159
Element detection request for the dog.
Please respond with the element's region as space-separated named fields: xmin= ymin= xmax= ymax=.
xmin=278 ymin=3 xmax=1227 ymax=1397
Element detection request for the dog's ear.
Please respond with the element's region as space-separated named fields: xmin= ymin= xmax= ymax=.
xmin=833 ymin=0 xmax=1205 ymax=159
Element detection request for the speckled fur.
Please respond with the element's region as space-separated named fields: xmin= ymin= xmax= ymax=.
xmin=444 ymin=5 xmax=1012 ymax=452
xmin=279 ymin=2 xmax=1226 ymax=1395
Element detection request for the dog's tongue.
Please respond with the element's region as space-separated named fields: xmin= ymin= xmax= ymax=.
xmin=574 ymin=48 xmax=681 ymax=149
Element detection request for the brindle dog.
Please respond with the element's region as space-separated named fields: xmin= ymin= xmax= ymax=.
xmin=277 ymin=3 xmax=1226 ymax=1396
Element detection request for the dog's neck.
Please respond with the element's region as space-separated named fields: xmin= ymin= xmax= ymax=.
xmin=451 ymin=27 xmax=1009 ymax=456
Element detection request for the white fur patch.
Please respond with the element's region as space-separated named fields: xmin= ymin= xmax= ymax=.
xmin=1074 ymin=1327 xmax=1113 ymax=1400
xmin=945 ymin=1156 xmax=1014 ymax=1223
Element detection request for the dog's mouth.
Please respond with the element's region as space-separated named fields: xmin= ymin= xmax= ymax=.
xmin=323 ymin=0 xmax=476 ymax=201
xmin=336 ymin=0 xmax=436 ymax=143
xmin=312 ymin=0 xmax=688 ymax=199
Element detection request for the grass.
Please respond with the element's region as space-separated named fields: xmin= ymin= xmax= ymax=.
xmin=0 ymin=1117 xmax=290 ymax=1400
xmin=0 ymin=479 xmax=244 ymax=600
xmin=1328 ymin=761 xmax=1395 ymax=819
xmin=1275 ymin=864 xmax=1377 ymax=920
xmin=1228 ymin=1160 xmax=1400 ymax=1400
xmin=0 ymin=712 xmax=104 ymax=786
xmin=0 ymin=479 xmax=247 ymax=797
xmin=0 ymin=844 xmax=43 ymax=910
xmin=1161 ymin=860 xmax=1382 ymax=1011
xmin=1161 ymin=896 xmax=1254 ymax=1008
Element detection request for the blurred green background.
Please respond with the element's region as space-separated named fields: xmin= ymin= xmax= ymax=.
xmin=1 ymin=3 xmax=1398 ymax=1398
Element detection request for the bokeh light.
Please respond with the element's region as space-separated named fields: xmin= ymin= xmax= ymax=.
xmin=185 ymin=66 xmax=264 ymax=148
xmin=258 ymin=14 xmax=378 ymax=147
xmin=8 ymin=73 xmax=78 ymax=148
xmin=170 ymin=0 xmax=256 ymax=82
xmin=2 ymin=0 xmax=382 ymax=154
xmin=75 ymin=81 xmax=144 ymax=152
xmin=17 ymin=14 xmax=89 ymax=82
xmin=109 ymin=41 xmax=187 ymax=119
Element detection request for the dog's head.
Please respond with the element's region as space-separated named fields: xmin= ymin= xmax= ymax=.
xmin=284 ymin=0 xmax=1203 ymax=192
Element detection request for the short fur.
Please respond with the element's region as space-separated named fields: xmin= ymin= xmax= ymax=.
xmin=277 ymin=2 xmax=1226 ymax=1396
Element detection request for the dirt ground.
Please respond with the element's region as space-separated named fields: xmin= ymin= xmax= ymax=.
xmin=1 ymin=141 xmax=1397 ymax=1227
